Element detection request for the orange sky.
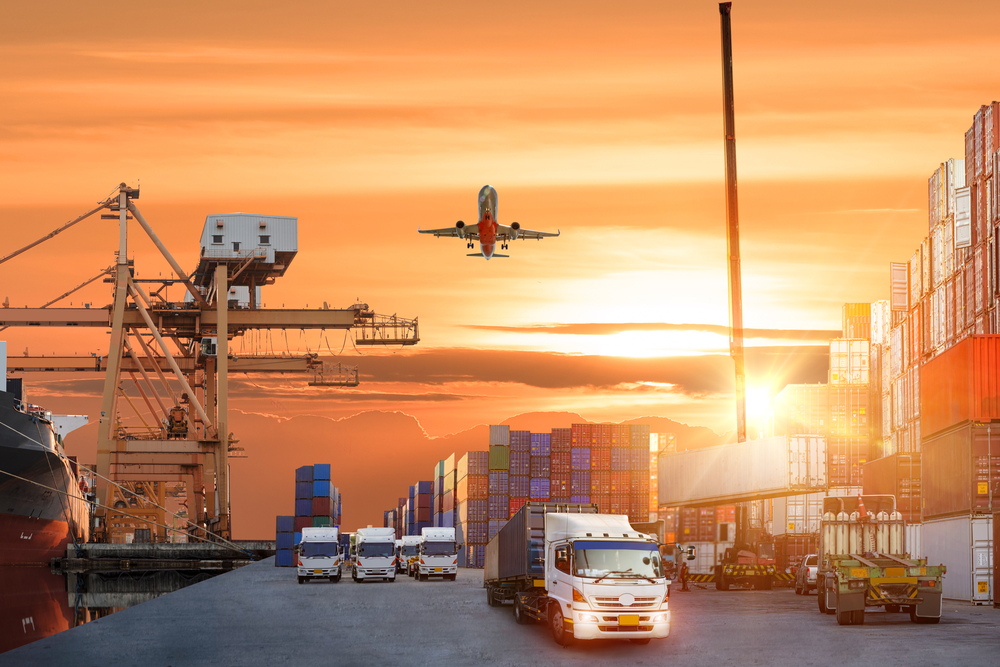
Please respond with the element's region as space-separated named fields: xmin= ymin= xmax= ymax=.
xmin=3 ymin=1 xmax=1000 ymax=533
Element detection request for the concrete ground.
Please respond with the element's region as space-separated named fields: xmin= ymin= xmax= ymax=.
xmin=3 ymin=560 xmax=998 ymax=667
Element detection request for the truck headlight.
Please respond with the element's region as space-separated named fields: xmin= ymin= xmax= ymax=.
xmin=651 ymin=614 xmax=667 ymax=623
xmin=579 ymin=614 xmax=599 ymax=623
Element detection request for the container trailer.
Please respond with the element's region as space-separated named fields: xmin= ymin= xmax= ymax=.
xmin=297 ymin=527 xmax=342 ymax=584
xmin=816 ymin=495 xmax=946 ymax=625
xmin=417 ymin=527 xmax=460 ymax=581
xmin=354 ymin=526 xmax=397 ymax=582
xmin=484 ymin=502 xmax=670 ymax=646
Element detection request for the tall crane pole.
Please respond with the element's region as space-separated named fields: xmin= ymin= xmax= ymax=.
xmin=720 ymin=2 xmax=746 ymax=445
xmin=721 ymin=2 xmax=751 ymax=547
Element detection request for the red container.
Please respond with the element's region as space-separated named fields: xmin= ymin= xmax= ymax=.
xmin=610 ymin=471 xmax=629 ymax=493
xmin=923 ymin=422 xmax=1000 ymax=519
xmin=416 ymin=507 xmax=431 ymax=522
xmin=609 ymin=494 xmax=627 ymax=515
xmin=716 ymin=505 xmax=736 ymax=523
xmin=590 ymin=447 xmax=610 ymax=471
xmin=591 ymin=470 xmax=611 ymax=495
xmin=312 ymin=497 xmax=333 ymax=517
xmin=551 ymin=451 xmax=571 ymax=475
xmin=697 ymin=508 xmax=716 ymax=542
xmin=774 ymin=534 xmax=819 ymax=574
xmin=294 ymin=516 xmax=311 ymax=531
xmin=551 ymin=428 xmax=572 ymax=453
xmin=414 ymin=492 xmax=431 ymax=509
xmin=921 ymin=336 xmax=1000 ymax=437
xmin=457 ymin=474 xmax=488 ymax=500
xmin=862 ymin=453 xmax=921 ymax=522
xmin=509 ymin=497 xmax=527 ymax=518
xmin=680 ymin=508 xmax=698 ymax=540
xmin=550 ymin=475 xmax=570 ymax=497
xmin=594 ymin=494 xmax=610 ymax=513
xmin=629 ymin=471 xmax=646 ymax=495
xmin=628 ymin=496 xmax=645 ymax=521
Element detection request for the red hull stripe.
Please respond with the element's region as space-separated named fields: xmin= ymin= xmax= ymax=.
xmin=0 ymin=514 xmax=74 ymax=565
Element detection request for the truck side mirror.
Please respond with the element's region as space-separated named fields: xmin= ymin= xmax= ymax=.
xmin=458 ymin=544 xmax=463 ymax=550
xmin=686 ymin=546 xmax=696 ymax=561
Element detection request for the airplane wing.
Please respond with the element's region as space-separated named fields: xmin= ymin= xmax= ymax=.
xmin=497 ymin=224 xmax=560 ymax=241
xmin=418 ymin=225 xmax=479 ymax=240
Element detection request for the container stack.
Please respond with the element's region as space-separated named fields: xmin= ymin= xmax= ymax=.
xmin=529 ymin=433 xmax=551 ymax=506
xmin=456 ymin=450 xmax=488 ymax=568
xmin=276 ymin=464 xmax=341 ymax=567
xmin=509 ymin=430 xmax=530 ymax=518
xmin=550 ymin=428 xmax=571 ymax=502
xmin=411 ymin=480 xmax=432 ymax=535
xmin=434 ymin=454 xmax=457 ymax=528
xmin=488 ymin=425 xmax=510 ymax=542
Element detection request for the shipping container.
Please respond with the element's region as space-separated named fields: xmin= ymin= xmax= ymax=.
xmin=529 ymin=478 xmax=550 ymax=500
xmin=488 ymin=471 xmax=509 ymax=496
xmin=631 ymin=448 xmax=649 ymax=471
xmin=458 ymin=473 xmax=488 ymax=500
xmin=275 ymin=550 xmax=294 ymax=568
xmin=415 ymin=480 xmax=432 ymax=495
xmin=530 ymin=433 xmax=551 ymax=457
xmin=295 ymin=481 xmax=312 ymax=499
xmin=923 ymin=422 xmax=1000 ymax=518
xmin=509 ymin=475 xmax=530 ymax=498
xmin=570 ymin=470 xmax=591 ymax=495
xmin=295 ymin=465 xmax=313 ymax=483
xmin=774 ymin=534 xmax=819 ymax=574
xmin=862 ymin=453 xmax=921 ymax=522
xmin=570 ymin=495 xmax=591 ymax=503
xmin=464 ymin=543 xmax=486 ymax=569
xmin=488 ymin=495 xmax=509 ymax=520
xmin=275 ymin=515 xmax=294 ymax=533
xmin=510 ymin=430 xmax=531 ymax=453
xmin=489 ymin=445 xmax=510 ymax=471
xmin=922 ymin=514 xmax=994 ymax=604
xmin=611 ymin=447 xmax=630 ymax=471
xmin=551 ymin=428 xmax=572 ymax=452
xmin=465 ymin=520 xmax=488 ymax=545
xmin=591 ymin=470 xmax=611 ymax=496
xmin=313 ymin=463 xmax=331 ymax=481
xmin=509 ymin=497 xmax=527 ymax=518
xmin=485 ymin=502 xmax=597 ymax=582
xmin=570 ymin=447 xmax=591 ymax=471
xmin=658 ymin=435 xmax=828 ymax=507
xmin=488 ymin=519 xmax=506 ymax=541
xmin=311 ymin=496 xmax=333 ymax=517
xmin=631 ymin=424 xmax=651 ymax=449
xmin=294 ymin=516 xmax=311 ymax=531
xmin=594 ymin=494 xmax=610 ymax=513
xmin=458 ymin=451 xmax=489 ymax=479
xmin=549 ymin=475 xmax=570 ymax=498
xmin=771 ymin=492 xmax=824 ymax=535
xmin=295 ymin=498 xmax=312 ymax=517
xmin=414 ymin=492 xmax=431 ymax=509
xmin=529 ymin=455 xmax=551 ymax=478
xmin=829 ymin=338 xmax=870 ymax=385
xmin=312 ymin=479 xmax=331 ymax=497
xmin=551 ymin=451 xmax=571 ymax=474
xmin=312 ymin=516 xmax=332 ymax=527
xmin=921 ymin=336 xmax=1000 ymax=437
xmin=276 ymin=532 xmax=294 ymax=550
xmin=490 ymin=425 xmax=510 ymax=446
xmin=590 ymin=447 xmax=610 ymax=471
xmin=459 ymin=499 xmax=489 ymax=524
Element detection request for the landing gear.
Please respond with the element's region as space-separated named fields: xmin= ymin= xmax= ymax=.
xmin=501 ymin=242 xmax=508 ymax=250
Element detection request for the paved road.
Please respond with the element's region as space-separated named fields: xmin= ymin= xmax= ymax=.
xmin=3 ymin=560 xmax=998 ymax=666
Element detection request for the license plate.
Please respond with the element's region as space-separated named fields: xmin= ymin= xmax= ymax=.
xmin=434 ymin=568 xmax=443 ymax=573
xmin=313 ymin=569 xmax=322 ymax=574
xmin=619 ymin=615 xmax=639 ymax=626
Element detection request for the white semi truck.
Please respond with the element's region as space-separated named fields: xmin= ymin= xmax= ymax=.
xmin=297 ymin=527 xmax=342 ymax=584
xmin=354 ymin=526 xmax=397 ymax=582
xmin=416 ymin=527 xmax=460 ymax=581
xmin=485 ymin=502 xmax=671 ymax=646
xmin=401 ymin=534 xmax=422 ymax=577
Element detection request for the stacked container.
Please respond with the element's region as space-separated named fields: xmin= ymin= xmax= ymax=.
xmin=277 ymin=464 xmax=341 ymax=567
xmin=456 ymin=450 xmax=489 ymax=568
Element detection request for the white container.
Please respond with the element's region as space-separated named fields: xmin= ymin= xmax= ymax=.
xmin=489 ymin=425 xmax=510 ymax=446
xmin=772 ymin=492 xmax=825 ymax=535
xmin=829 ymin=339 xmax=869 ymax=385
xmin=922 ymin=514 xmax=993 ymax=604
xmin=657 ymin=435 xmax=827 ymax=507
xmin=682 ymin=541 xmax=734 ymax=575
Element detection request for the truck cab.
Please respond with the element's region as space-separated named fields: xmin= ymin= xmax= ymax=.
xmin=417 ymin=527 xmax=459 ymax=581
xmin=297 ymin=527 xmax=341 ymax=584
xmin=400 ymin=535 xmax=421 ymax=577
xmin=354 ymin=526 xmax=397 ymax=582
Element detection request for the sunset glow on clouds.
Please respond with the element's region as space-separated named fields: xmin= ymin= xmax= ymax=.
xmin=3 ymin=0 xmax=1000 ymax=531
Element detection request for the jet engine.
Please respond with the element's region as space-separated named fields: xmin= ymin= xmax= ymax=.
xmin=509 ymin=221 xmax=520 ymax=240
xmin=455 ymin=220 xmax=466 ymax=239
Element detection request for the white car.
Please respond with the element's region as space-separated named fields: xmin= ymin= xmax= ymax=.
xmin=794 ymin=554 xmax=818 ymax=595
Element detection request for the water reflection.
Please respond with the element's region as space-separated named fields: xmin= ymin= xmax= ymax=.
xmin=0 ymin=565 xmax=219 ymax=654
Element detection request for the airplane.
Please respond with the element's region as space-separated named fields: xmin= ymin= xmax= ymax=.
xmin=418 ymin=185 xmax=560 ymax=260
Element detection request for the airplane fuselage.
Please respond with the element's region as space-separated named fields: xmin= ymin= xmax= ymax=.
xmin=478 ymin=185 xmax=499 ymax=259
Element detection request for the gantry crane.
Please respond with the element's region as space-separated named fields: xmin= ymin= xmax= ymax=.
xmin=0 ymin=183 xmax=419 ymax=542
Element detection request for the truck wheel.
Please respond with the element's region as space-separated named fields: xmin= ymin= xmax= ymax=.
xmin=817 ymin=588 xmax=827 ymax=614
xmin=836 ymin=607 xmax=853 ymax=625
xmin=513 ymin=595 xmax=531 ymax=625
xmin=795 ymin=583 xmax=802 ymax=595
xmin=486 ymin=586 xmax=497 ymax=607
xmin=549 ymin=606 xmax=574 ymax=647
xmin=297 ymin=577 xmax=304 ymax=585
xmin=333 ymin=574 xmax=341 ymax=583
xmin=714 ymin=566 xmax=725 ymax=591
xmin=851 ymin=609 xmax=865 ymax=625
xmin=761 ymin=576 xmax=772 ymax=590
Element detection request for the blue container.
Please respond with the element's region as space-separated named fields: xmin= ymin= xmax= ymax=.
xmin=631 ymin=448 xmax=649 ymax=471
xmin=275 ymin=550 xmax=294 ymax=567
xmin=313 ymin=479 xmax=331 ymax=497
xmin=295 ymin=499 xmax=312 ymax=516
xmin=276 ymin=532 xmax=294 ymax=550
xmin=464 ymin=499 xmax=488 ymax=523
xmin=571 ymin=447 xmax=591 ymax=471
xmin=409 ymin=485 xmax=416 ymax=499
xmin=467 ymin=521 xmax=488 ymax=544
xmin=293 ymin=532 xmax=302 ymax=546
xmin=414 ymin=521 xmax=432 ymax=533
xmin=488 ymin=471 xmax=509 ymax=495
xmin=529 ymin=456 xmax=550 ymax=478
xmin=295 ymin=481 xmax=312 ymax=499
xmin=510 ymin=451 xmax=530 ymax=476
xmin=416 ymin=480 xmax=432 ymax=495
xmin=440 ymin=512 xmax=455 ymax=528
xmin=295 ymin=465 xmax=313 ymax=483
xmin=488 ymin=494 xmax=509 ymax=519
xmin=550 ymin=496 xmax=571 ymax=503
xmin=530 ymin=433 xmax=551 ymax=457
xmin=508 ymin=475 xmax=530 ymax=498
xmin=571 ymin=470 xmax=591 ymax=495
xmin=611 ymin=448 xmax=630 ymax=471
xmin=275 ymin=515 xmax=294 ymax=533
xmin=488 ymin=519 xmax=506 ymax=541
xmin=468 ymin=451 xmax=489 ymax=476
xmin=530 ymin=478 xmax=550 ymax=500
xmin=510 ymin=430 xmax=531 ymax=453
xmin=570 ymin=495 xmax=591 ymax=503
xmin=313 ymin=463 xmax=331 ymax=480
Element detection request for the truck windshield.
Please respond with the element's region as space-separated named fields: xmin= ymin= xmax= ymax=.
xmin=358 ymin=542 xmax=394 ymax=558
xmin=301 ymin=542 xmax=339 ymax=558
xmin=402 ymin=545 xmax=418 ymax=556
xmin=573 ymin=541 xmax=663 ymax=579
xmin=422 ymin=541 xmax=456 ymax=556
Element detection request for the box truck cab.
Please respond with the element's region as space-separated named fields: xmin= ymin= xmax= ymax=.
xmin=354 ymin=526 xmax=397 ymax=582
xmin=416 ymin=527 xmax=459 ymax=581
xmin=297 ymin=527 xmax=341 ymax=584
xmin=485 ymin=503 xmax=671 ymax=646
xmin=401 ymin=535 xmax=421 ymax=576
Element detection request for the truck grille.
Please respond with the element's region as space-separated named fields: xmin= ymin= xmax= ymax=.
xmin=592 ymin=597 xmax=658 ymax=609
xmin=599 ymin=625 xmax=653 ymax=632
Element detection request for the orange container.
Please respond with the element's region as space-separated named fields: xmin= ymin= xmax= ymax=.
xmin=920 ymin=335 xmax=1000 ymax=437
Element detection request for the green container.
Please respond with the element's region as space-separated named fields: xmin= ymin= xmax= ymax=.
xmin=312 ymin=516 xmax=332 ymax=527
xmin=489 ymin=444 xmax=510 ymax=471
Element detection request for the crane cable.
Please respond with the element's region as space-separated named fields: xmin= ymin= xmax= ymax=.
xmin=0 ymin=196 xmax=116 ymax=267
xmin=0 ymin=419 xmax=257 ymax=560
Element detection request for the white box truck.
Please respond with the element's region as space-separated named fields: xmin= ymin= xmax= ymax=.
xmin=401 ymin=535 xmax=422 ymax=577
xmin=354 ymin=526 xmax=397 ymax=582
xmin=297 ymin=527 xmax=342 ymax=584
xmin=485 ymin=502 xmax=671 ymax=646
xmin=416 ymin=527 xmax=460 ymax=581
